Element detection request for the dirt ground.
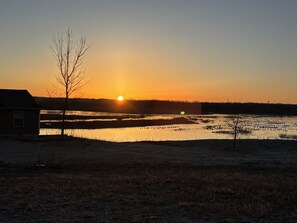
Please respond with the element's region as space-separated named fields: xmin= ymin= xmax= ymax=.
xmin=0 ymin=136 xmax=297 ymax=222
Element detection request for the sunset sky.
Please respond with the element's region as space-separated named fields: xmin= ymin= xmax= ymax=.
xmin=1 ymin=0 xmax=297 ymax=103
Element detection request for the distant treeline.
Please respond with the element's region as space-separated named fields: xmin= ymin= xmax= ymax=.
xmin=35 ymin=97 xmax=297 ymax=115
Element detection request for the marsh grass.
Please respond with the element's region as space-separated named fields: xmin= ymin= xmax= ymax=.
xmin=279 ymin=134 xmax=297 ymax=140
xmin=1 ymin=164 xmax=297 ymax=222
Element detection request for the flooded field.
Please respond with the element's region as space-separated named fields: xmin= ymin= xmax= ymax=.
xmin=40 ymin=110 xmax=297 ymax=142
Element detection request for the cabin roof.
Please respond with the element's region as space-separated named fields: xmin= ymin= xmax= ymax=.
xmin=0 ymin=89 xmax=41 ymax=109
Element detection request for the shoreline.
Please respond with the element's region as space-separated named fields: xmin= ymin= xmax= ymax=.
xmin=40 ymin=117 xmax=194 ymax=129
xmin=1 ymin=136 xmax=297 ymax=168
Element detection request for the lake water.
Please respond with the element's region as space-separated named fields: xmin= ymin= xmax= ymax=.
xmin=40 ymin=110 xmax=297 ymax=142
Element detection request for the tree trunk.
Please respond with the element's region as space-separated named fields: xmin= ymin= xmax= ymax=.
xmin=61 ymin=96 xmax=68 ymax=137
xmin=233 ymin=128 xmax=237 ymax=148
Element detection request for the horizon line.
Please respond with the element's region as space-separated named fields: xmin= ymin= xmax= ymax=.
xmin=33 ymin=96 xmax=297 ymax=106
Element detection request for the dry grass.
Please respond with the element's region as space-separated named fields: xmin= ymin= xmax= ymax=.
xmin=1 ymin=137 xmax=297 ymax=222
xmin=1 ymin=164 xmax=297 ymax=222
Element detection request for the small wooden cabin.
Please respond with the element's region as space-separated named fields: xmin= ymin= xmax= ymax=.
xmin=0 ymin=89 xmax=41 ymax=136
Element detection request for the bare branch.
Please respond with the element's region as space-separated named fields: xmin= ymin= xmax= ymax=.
xmin=49 ymin=28 xmax=90 ymax=136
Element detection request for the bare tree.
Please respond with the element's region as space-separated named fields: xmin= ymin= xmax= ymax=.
xmin=50 ymin=28 xmax=90 ymax=136
xmin=227 ymin=114 xmax=249 ymax=148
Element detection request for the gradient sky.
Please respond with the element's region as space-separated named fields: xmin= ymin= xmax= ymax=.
xmin=1 ymin=0 xmax=297 ymax=103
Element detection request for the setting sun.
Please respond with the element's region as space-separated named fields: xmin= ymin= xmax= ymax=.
xmin=117 ymin=96 xmax=124 ymax=101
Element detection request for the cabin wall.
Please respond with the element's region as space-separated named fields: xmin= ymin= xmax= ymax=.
xmin=0 ymin=109 xmax=40 ymax=135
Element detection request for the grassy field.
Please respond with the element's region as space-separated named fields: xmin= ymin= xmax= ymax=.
xmin=0 ymin=137 xmax=297 ymax=222
xmin=1 ymin=164 xmax=297 ymax=222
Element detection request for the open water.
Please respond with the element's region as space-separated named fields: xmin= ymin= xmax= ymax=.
xmin=40 ymin=110 xmax=297 ymax=142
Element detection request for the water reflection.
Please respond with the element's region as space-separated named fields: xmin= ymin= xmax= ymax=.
xmin=40 ymin=111 xmax=297 ymax=142
xmin=41 ymin=124 xmax=213 ymax=142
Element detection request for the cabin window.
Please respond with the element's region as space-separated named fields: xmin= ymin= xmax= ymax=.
xmin=13 ymin=111 xmax=24 ymax=127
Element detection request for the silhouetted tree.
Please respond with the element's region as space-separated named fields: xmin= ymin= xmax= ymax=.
xmin=228 ymin=114 xmax=245 ymax=148
xmin=50 ymin=28 xmax=90 ymax=136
